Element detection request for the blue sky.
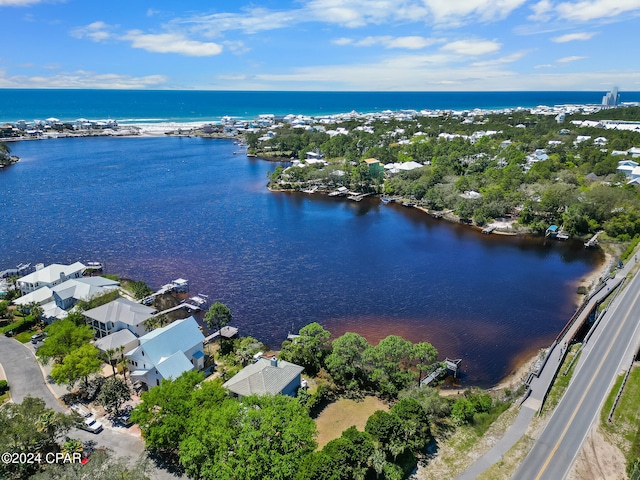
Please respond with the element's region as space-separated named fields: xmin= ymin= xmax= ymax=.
xmin=1 ymin=0 xmax=639 ymax=91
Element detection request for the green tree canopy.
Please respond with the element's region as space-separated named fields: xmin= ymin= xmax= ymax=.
xmin=0 ymin=396 xmax=77 ymax=479
xmin=279 ymin=322 xmax=332 ymax=375
xmin=50 ymin=343 xmax=103 ymax=389
xmin=204 ymin=302 xmax=232 ymax=335
xmin=325 ymin=332 xmax=370 ymax=391
xmin=36 ymin=319 xmax=94 ymax=365
xmin=98 ymin=376 xmax=131 ymax=415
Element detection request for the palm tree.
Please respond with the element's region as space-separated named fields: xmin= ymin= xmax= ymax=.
xmin=369 ymin=448 xmax=386 ymax=479
xmin=102 ymin=348 xmax=117 ymax=376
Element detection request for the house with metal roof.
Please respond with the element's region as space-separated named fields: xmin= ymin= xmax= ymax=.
xmin=17 ymin=262 xmax=86 ymax=294
xmin=94 ymin=329 xmax=139 ymax=356
xmin=51 ymin=277 xmax=119 ymax=310
xmin=126 ymin=317 xmax=205 ymax=390
xmin=84 ymin=297 xmax=157 ymax=338
xmin=223 ymin=357 xmax=304 ymax=399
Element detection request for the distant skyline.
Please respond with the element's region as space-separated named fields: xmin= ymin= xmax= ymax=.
xmin=1 ymin=0 xmax=640 ymax=91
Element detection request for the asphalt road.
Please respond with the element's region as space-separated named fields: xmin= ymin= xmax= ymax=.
xmin=0 ymin=335 xmax=180 ymax=479
xmin=514 ymin=270 xmax=640 ymax=480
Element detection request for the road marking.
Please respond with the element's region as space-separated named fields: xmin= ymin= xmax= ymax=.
xmin=533 ymin=284 xmax=640 ymax=480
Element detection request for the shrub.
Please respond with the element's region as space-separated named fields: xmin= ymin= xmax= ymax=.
xmin=0 ymin=380 xmax=9 ymax=394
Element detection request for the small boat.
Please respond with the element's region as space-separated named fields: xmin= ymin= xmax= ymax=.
xmin=381 ymin=197 xmax=390 ymax=204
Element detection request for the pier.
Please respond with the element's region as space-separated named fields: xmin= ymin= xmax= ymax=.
xmin=421 ymin=358 xmax=462 ymax=386
xmin=584 ymin=230 xmax=603 ymax=248
xmin=204 ymin=326 xmax=239 ymax=344
xmin=347 ymin=192 xmax=370 ymax=202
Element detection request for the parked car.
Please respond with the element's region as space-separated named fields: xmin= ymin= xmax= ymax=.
xmin=79 ymin=416 xmax=103 ymax=434
xmin=31 ymin=332 xmax=46 ymax=344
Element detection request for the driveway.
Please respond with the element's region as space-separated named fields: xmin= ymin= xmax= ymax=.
xmin=0 ymin=335 xmax=181 ymax=479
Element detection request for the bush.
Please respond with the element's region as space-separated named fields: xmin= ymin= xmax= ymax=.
xmin=0 ymin=380 xmax=9 ymax=394
xmin=1 ymin=314 xmax=39 ymax=335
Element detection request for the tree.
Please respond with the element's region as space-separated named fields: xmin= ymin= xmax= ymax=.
xmin=0 ymin=396 xmax=77 ymax=479
xmin=325 ymin=332 xmax=370 ymax=391
xmin=36 ymin=319 xmax=94 ymax=365
xmin=364 ymin=335 xmax=415 ymax=397
xmin=29 ymin=450 xmax=152 ymax=480
xmin=204 ymin=302 xmax=232 ymax=337
xmin=411 ymin=342 xmax=438 ymax=385
xmin=98 ymin=376 xmax=131 ymax=415
xmin=131 ymin=371 xmax=207 ymax=454
xmin=279 ymin=322 xmax=332 ymax=375
xmin=50 ymin=343 xmax=103 ymax=389
xmin=101 ymin=347 xmax=118 ymax=376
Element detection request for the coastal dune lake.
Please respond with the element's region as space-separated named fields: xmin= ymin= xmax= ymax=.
xmin=1 ymin=136 xmax=603 ymax=387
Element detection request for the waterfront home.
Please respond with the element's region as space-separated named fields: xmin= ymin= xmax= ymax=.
xmin=17 ymin=262 xmax=86 ymax=294
xmin=51 ymin=276 xmax=119 ymax=310
xmin=94 ymin=329 xmax=139 ymax=359
xmin=364 ymin=158 xmax=384 ymax=176
xmin=126 ymin=317 xmax=205 ymax=390
xmin=223 ymin=356 xmax=304 ymax=399
xmin=84 ymin=297 xmax=158 ymax=338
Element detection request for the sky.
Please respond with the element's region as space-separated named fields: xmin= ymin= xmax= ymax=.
xmin=1 ymin=0 xmax=640 ymax=91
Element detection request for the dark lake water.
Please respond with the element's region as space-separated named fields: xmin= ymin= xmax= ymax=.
xmin=0 ymin=137 xmax=603 ymax=387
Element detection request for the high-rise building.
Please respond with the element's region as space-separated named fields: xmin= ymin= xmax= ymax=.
xmin=602 ymin=87 xmax=620 ymax=107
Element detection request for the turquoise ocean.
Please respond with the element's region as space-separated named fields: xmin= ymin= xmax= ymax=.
xmin=1 ymin=89 xmax=640 ymax=123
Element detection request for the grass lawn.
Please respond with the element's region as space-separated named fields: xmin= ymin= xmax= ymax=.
xmin=314 ymin=396 xmax=388 ymax=449
xmin=15 ymin=329 xmax=38 ymax=343
xmin=542 ymin=343 xmax=581 ymax=415
xmin=601 ymin=365 xmax=640 ymax=451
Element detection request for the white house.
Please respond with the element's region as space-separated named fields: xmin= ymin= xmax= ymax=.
xmin=17 ymin=262 xmax=86 ymax=294
xmin=223 ymin=357 xmax=304 ymax=399
xmin=50 ymin=276 xmax=119 ymax=310
xmin=84 ymin=297 xmax=158 ymax=338
xmin=617 ymin=160 xmax=639 ymax=177
xmin=126 ymin=317 xmax=205 ymax=390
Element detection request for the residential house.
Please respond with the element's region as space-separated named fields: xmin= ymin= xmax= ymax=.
xmin=617 ymin=160 xmax=639 ymax=177
xmin=223 ymin=357 xmax=304 ymax=399
xmin=364 ymin=158 xmax=384 ymax=176
xmin=17 ymin=262 xmax=86 ymax=294
xmin=94 ymin=329 xmax=139 ymax=358
xmin=51 ymin=277 xmax=119 ymax=311
xmin=126 ymin=317 xmax=205 ymax=389
xmin=84 ymin=297 xmax=158 ymax=338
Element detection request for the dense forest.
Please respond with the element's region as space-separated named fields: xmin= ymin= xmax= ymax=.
xmin=255 ymin=107 xmax=640 ymax=239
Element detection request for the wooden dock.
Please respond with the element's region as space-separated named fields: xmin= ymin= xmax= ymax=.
xmin=204 ymin=326 xmax=239 ymax=344
xmin=421 ymin=358 xmax=462 ymax=386
xmin=584 ymin=231 xmax=602 ymax=248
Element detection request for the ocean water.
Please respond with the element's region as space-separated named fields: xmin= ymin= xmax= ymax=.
xmin=1 ymin=89 xmax=640 ymax=124
xmin=0 ymin=136 xmax=603 ymax=387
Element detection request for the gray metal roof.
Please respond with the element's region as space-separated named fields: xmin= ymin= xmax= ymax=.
xmin=223 ymin=358 xmax=304 ymax=397
xmin=84 ymin=297 xmax=156 ymax=326
xmin=94 ymin=329 xmax=138 ymax=353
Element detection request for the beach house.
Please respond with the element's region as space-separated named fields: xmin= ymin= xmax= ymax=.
xmin=84 ymin=297 xmax=158 ymax=338
xmin=223 ymin=357 xmax=304 ymax=399
xmin=17 ymin=262 xmax=86 ymax=294
xmin=126 ymin=317 xmax=205 ymax=390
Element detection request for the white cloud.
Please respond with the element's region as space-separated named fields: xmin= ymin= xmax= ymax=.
xmin=441 ymin=39 xmax=501 ymax=56
xmin=72 ymin=22 xmax=223 ymax=57
xmin=423 ymin=0 xmax=528 ymax=25
xmin=557 ymin=55 xmax=588 ymax=63
xmin=334 ymin=36 xmax=440 ymax=50
xmin=528 ymin=0 xmax=554 ymax=21
xmin=122 ymin=31 xmax=223 ymax=56
xmin=0 ymin=0 xmax=45 ymax=5
xmin=70 ymin=21 xmax=114 ymax=42
xmin=552 ymin=32 xmax=596 ymax=42
xmin=555 ymin=0 xmax=640 ymax=21
xmin=223 ymin=40 xmax=249 ymax=55
xmin=0 ymin=70 xmax=168 ymax=89
xmin=534 ymin=64 xmax=555 ymax=68
xmin=471 ymin=51 xmax=528 ymax=67
xmin=332 ymin=37 xmax=353 ymax=46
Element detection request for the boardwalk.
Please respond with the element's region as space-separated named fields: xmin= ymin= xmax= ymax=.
xmin=457 ymin=270 xmax=628 ymax=480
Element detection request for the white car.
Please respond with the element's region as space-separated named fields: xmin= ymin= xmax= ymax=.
xmin=79 ymin=416 xmax=103 ymax=434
